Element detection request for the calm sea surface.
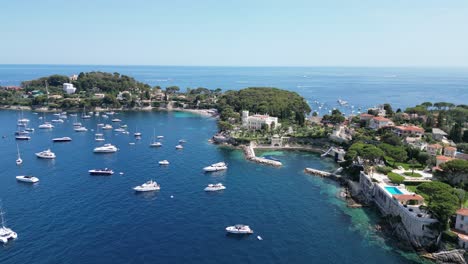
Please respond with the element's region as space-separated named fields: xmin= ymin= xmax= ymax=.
xmin=0 ymin=65 xmax=460 ymax=263
xmin=1 ymin=111 xmax=428 ymax=264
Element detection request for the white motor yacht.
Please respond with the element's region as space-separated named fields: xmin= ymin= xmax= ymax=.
xmin=102 ymin=114 xmax=109 ymax=118
xmin=36 ymin=149 xmax=56 ymax=159
xmin=203 ymin=162 xmax=227 ymax=172
xmin=102 ymin=124 xmax=113 ymax=130
xmin=134 ymin=132 xmax=141 ymax=137
xmin=175 ymin=144 xmax=184 ymax=149
xmin=74 ymin=126 xmax=88 ymax=132
xmin=157 ymin=136 xmax=164 ymax=139
xmin=0 ymin=209 xmax=18 ymax=244
xmin=53 ymin=137 xmax=72 ymax=142
xmin=204 ymin=183 xmax=226 ymax=192
xmin=133 ymin=180 xmax=160 ymax=192
xmin=15 ymin=131 xmax=30 ymax=140
xmin=38 ymin=123 xmax=54 ymax=129
xmin=88 ymin=168 xmax=114 ymax=175
xmin=158 ymin=160 xmax=169 ymax=165
xmin=73 ymin=122 xmax=82 ymax=127
xmin=179 ymin=139 xmax=186 ymax=143
xmin=114 ymin=128 xmax=126 ymax=132
xmin=225 ymin=225 xmax=253 ymax=234
xmin=16 ymin=175 xmax=39 ymax=183
xmin=51 ymin=119 xmax=64 ymax=123
xmin=93 ymin=144 xmax=118 ymax=153
xmin=111 ymin=118 xmax=121 ymax=122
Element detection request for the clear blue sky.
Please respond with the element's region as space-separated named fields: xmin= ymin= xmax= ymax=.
xmin=1 ymin=0 xmax=468 ymax=66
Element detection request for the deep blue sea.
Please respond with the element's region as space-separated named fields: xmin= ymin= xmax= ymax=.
xmin=1 ymin=111 xmax=427 ymax=264
xmin=1 ymin=65 xmax=462 ymax=263
xmin=0 ymin=65 xmax=467 ymax=114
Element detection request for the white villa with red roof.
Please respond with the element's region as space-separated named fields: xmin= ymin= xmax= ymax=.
xmin=242 ymin=110 xmax=279 ymax=130
xmin=393 ymin=125 xmax=425 ymax=137
xmin=454 ymin=208 xmax=468 ymax=249
xmin=369 ymin=116 xmax=394 ymax=130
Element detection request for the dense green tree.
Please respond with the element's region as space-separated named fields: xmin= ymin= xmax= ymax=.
xmin=381 ymin=133 xmax=402 ymax=146
xmin=416 ymin=181 xmax=460 ymax=230
xmin=322 ymin=109 xmax=345 ymax=124
xmin=383 ymin=103 xmax=394 ymax=117
xmin=436 ymin=159 xmax=468 ymax=187
xmin=449 ymin=123 xmax=463 ymax=143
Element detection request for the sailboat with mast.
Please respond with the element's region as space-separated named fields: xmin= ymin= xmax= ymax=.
xmin=0 ymin=206 xmax=18 ymax=244
xmin=81 ymin=106 xmax=91 ymax=119
xmin=150 ymin=129 xmax=162 ymax=147
xmin=16 ymin=144 xmax=23 ymax=165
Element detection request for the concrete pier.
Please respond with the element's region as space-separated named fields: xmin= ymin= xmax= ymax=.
xmin=243 ymin=144 xmax=282 ymax=167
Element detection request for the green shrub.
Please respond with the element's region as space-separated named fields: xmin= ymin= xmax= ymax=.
xmin=442 ymin=230 xmax=459 ymax=244
xmin=403 ymin=171 xmax=423 ymax=177
xmin=388 ymin=172 xmax=405 ymax=184
xmin=376 ymin=166 xmax=393 ymax=175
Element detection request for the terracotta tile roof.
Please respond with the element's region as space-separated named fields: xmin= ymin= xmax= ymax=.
xmin=436 ymin=155 xmax=453 ymax=161
xmin=428 ymin=144 xmax=443 ymax=149
xmin=394 ymin=125 xmax=424 ymax=132
xmin=360 ymin=113 xmax=374 ymax=117
xmin=445 ymin=146 xmax=457 ymax=151
xmin=393 ymin=194 xmax=424 ymax=201
xmin=457 ymin=208 xmax=468 ymax=216
xmin=372 ymin=116 xmax=391 ymax=122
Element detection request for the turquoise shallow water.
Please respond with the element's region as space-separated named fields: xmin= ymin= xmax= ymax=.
xmin=0 ymin=110 xmax=428 ymax=263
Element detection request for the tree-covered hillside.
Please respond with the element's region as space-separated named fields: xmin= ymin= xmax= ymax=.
xmin=217 ymin=87 xmax=311 ymax=125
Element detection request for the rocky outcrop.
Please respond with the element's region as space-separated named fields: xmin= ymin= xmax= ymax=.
xmin=424 ymin=249 xmax=466 ymax=264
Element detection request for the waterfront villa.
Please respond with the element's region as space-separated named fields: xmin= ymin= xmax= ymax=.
xmin=359 ymin=113 xmax=374 ymax=122
xmin=393 ymin=125 xmax=425 ymax=137
xmin=241 ymin=110 xmax=279 ymax=130
xmin=454 ymin=209 xmax=468 ymax=249
xmin=359 ymin=171 xmax=438 ymax=244
xmin=369 ymin=116 xmax=394 ymax=130
xmin=426 ymin=144 xmax=443 ymax=156
xmin=63 ymin=83 xmax=76 ymax=94
xmin=443 ymin=146 xmax=457 ymax=158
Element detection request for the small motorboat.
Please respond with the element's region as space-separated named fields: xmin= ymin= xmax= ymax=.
xmin=114 ymin=128 xmax=126 ymax=132
xmin=203 ymin=162 xmax=227 ymax=172
xmin=175 ymin=144 xmax=183 ymax=149
xmin=133 ymin=180 xmax=160 ymax=192
xmin=157 ymin=136 xmax=164 ymax=139
xmin=73 ymin=122 xmax=82 ymax=127
xmin=225 ymin=225 xmax=253 ymax=234
xmin=204 ymin=183 xmax=226 ymax=192
xmin=134 ymin=132 xmax=141 ymax=137
xmin=35 ymin=149 xmax=56 ymax=159
xmin=111 ymin=118 xmax=121 ymax=122
xmin=150 ymin=142 xmax=162 ymax=147
xmin=53 ymin=137 xmax=72 ymax=142
xmin=102 ymin=124 xmax=113 ymax=130
xmin=88 ymin=168 xmax=114 ymax=176
xmin=38 ymin=123 xmax=54 ymax=129
xmin=51 ymin=119 xmax=64 ymax=123
xmin=16 ymin=175 xmax=39 ymax=183
xmin=179 ymin=139 xmax=186 ymax=143
xmin=74 ymin=126 xmax=88 ymax=132
xmin=158 ymin=160 xmax=169 ymax=165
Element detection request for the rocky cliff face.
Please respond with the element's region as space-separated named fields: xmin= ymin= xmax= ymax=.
xmin=425 ymin=249 xmax=466 ymax=264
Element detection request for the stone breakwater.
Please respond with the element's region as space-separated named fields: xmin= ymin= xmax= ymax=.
xmin=243 ymin=144 xmax=282 ymax=167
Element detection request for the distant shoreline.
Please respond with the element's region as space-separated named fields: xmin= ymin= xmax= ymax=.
xmin=0 ymin=105 xmax=217 ymax=117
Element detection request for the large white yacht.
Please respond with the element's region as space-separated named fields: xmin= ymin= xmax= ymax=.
xmin=204 ymin=183 xmax=226 ymax=192
xmin=38 ymin=122 xmax=54 ymax=129
xmin=158 ymin=160 xmax=170 ymax=165
xmin=225 ymin=224 xmax=253 ymax=234
xmin=133 ymin=180 xmax=160 ymax=192
xmin=35 ymin=149 xmax=56 ymax=159
xmin=0 ymin=209 xmax=18 ymax=244
xmin=16 ymin=175 xmax=39 ymax=183
xmin=203 ymin=162 xmax=228 ymax=172
xmin=93 ymin=144 xmax=118 ymax=153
